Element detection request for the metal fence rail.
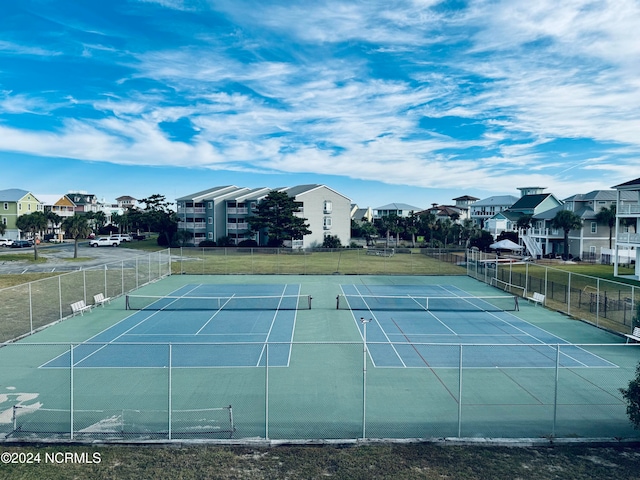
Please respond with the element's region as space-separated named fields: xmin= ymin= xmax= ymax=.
xmin=0 ymin=342 xmax=637 ymax=442
xmin=0 ymin=250 xmax=171 ymax=343
xmin=467 ymin=250 xmax=639 ymax=335
xmin=169 ymin=247 xmax=467 ymax=276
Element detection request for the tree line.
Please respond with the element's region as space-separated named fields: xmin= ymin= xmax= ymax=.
xmin=7 ymin=192 xmax=619 ymax=259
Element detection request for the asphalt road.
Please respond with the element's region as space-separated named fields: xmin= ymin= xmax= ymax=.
xmin=0 ymin=242 xmax=153 ymax=274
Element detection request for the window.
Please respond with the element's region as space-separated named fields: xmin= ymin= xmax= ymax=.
xmin=323 ymin=217 xmax=332 ymax=229
xmin=208 ymin=217 xmax=213 ymax=224
xmin=2 ymin=217 xmax=6 ymax=225
xmin=323 ymin=201 xmax=332 ymax=213
xmin=591 ymin=222 xmax=597 ymax=234
xmin=3 ymin=202 xmax=7 ymax=210
xmin=18 ymin=204 xmax=22 ymax=211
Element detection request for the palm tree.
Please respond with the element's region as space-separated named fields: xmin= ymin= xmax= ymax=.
xmin=45 ymin=211 xmax=62 ymax=241
xmin=595 ymin=205 xmax=617 ymax=249
xmin=16 ymin=211 xmax=48 ymax=260
xmin=62 ymin=214 xmax=92 ymax=258
xmin=516 ymin=214 xmax=533 ymax=232
xmin=550 ymin=210 xmax=583 ymax=260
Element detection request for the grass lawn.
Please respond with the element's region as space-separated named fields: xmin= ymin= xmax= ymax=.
xmin=0 ymin=443 xmax=638 ymax=479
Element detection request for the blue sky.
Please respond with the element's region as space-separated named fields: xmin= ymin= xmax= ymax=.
xmin=1 ymin=0 xmax=639 ymax=209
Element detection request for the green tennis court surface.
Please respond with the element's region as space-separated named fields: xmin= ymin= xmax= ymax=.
xmin=1 ymin=274 xmax=639 ymax=441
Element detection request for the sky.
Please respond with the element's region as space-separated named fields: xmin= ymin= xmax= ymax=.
xmin=1 ymin=0 xmax=639 ymax=210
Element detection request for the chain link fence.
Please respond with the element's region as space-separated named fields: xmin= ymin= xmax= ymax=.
xmin=170 ymin=247 xmax=467 ymax=276
xmin=0 ymin=341 xmax=638 ymax=442
xmin=467 ymin=251 xmax=640 ymax=335
xmin=0 ymin=250 xmax=171 ymax=343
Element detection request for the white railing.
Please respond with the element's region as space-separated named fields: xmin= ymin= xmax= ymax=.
xmin=227 ymin=223 xmax=248 ymax=230
xmin=618 ymin=205 xmax=640 ymax=215
xmin=227 ymin=208 xmax=248 ymax=215
xmin=178 ymin=223 xmax=206 ymax=230
xmin=617 ymin=233 xmax=640 ymax=244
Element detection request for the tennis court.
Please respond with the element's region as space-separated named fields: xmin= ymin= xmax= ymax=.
xmin=1 ymin=274 xmax=639 ymax=441
xmin=41 ymin=283 xmax=305 ymax=369
xmin=338 ymin=284 xmax=616 ymax=369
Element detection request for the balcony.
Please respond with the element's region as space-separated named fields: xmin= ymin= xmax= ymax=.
xmin=227 ymin=222 xmax=249 ymax=231
xmin=617 ymin=232 xmax=640 ymax=244
xmin=227 ymin=207 xmax=248 ymax=215
xmin=618 ymin=205 xmax=640 ymax=215
xmin=178 ymin=222 xmax=206 ymax=230
xmin=526 ymin=228 xmax=562 ymax=238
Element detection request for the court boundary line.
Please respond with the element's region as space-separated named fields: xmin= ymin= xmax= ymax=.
xmin=342 ymin=284 xmax=618 ymax=369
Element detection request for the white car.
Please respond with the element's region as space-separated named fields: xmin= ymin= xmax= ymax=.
xmin=0 ymin=238 xmax=14 ymax=247
xmin=90 ymin=237 xmax=120 ymax=247
xmin=111 ymin=233 xmax=132 ymax=242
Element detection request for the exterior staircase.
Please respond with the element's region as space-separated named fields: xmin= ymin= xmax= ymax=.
xmin=521 ymin=235 xmax=542 ymax=258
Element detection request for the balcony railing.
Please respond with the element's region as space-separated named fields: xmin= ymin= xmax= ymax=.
xmin=227 ymin=208 xmax=248 ymax=214
xmin=526 ymin=228 xmax=562 ymax=237
xmin=617 ymin=232 xmax=640 ymax=244
xmin=177 ymin=207 xmax=206 ymax=214
xmin=227 ymin=223 xmax=249 ymax=230
xmin=178 ymin=222 xmax=206 ymax=230
xmin=618 ymin=205 xmax=640 ymax=215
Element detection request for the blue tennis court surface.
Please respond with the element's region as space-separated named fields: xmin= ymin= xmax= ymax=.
xmin=42 ymin=284 xmax=301 ymax=369
xmin=341 ymin=284 xmax=616 ymax=369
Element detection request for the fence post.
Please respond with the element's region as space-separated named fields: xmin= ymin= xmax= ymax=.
xmin=29 ymin=283 xmax=33 ymax=333
xmin=168 ymin=344 xmax=172 ymax=440
xmin=362 ymin=318 xmax=370 ymax=439
xmin=70 ymin=343 xmax=74 ymax=440
xmin=552 ymin=344 xmax=560 ymax=438
xmin=59 ymin=276 xmax=63 ymax=321
xmin=567 ymin=272 xmax=571 ymax=316
xmin=265 ymin=343 xmax=269 ymax=440
xmin=458 ymin=344 xmax=463 ymax=438
xmin=596 ymin=278 xmax=600 ymax=326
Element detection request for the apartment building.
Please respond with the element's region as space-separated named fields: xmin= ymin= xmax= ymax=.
xmin=177 ymin=184 xmax=351 ymax=248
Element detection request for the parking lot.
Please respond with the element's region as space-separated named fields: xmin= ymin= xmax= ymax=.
xmin=0 ymin=241 xmax=152 ymax=274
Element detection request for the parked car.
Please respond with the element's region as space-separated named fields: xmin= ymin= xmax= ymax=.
xmin=0 ymin=238 xmax=14 ymax=247
xmin=90 ymin=237 xmax=120 ymax=247
xmin=11 ymin=240 xmax=31 ymax=248
xmin=111 ymin=234 xmax=132 ymax=242
xmin=132 ymin=234 xmax=146 ymax=241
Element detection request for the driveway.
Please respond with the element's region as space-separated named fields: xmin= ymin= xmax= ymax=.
xmin=0 ymin=242 xmax=155 ymax=274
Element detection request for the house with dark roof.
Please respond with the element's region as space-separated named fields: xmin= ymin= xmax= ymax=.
xmin=485 ymin=188 xmax=564 ymax=256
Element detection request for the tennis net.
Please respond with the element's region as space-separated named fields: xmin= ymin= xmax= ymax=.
xmin=336 ymin=294 xmax=519 ymax=312
xmin=126 ymin=294 xmax=312 ymax=311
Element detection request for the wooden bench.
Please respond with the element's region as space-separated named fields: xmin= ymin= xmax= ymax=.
xmin=527 ymin=292 xmax=545 ymax=306
xmin=71 ymin=300 xmax=92 ymax=316
xmin=625 ymin=326 xmax=640 ymax=344
xmin=93 ymin=293 xmax=111 ymax=307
